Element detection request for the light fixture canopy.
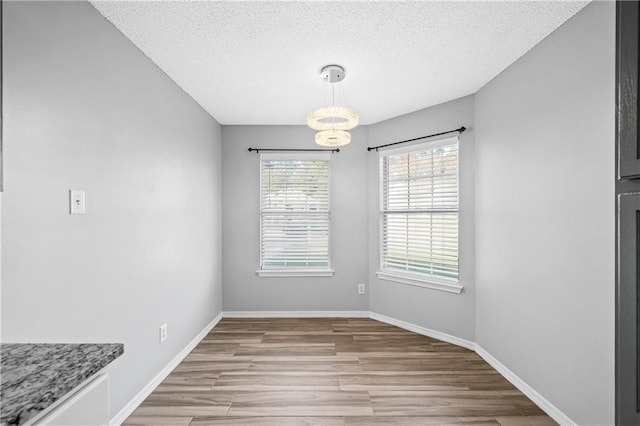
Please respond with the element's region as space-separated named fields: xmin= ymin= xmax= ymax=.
xmin=308 ymin=65 xmax=358 ymax=147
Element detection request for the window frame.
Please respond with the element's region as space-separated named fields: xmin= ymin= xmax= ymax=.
xmin=376 ymin=136 xmax=463 ymax=294
xmin=257 ymin=152 xmax=334 ymax=278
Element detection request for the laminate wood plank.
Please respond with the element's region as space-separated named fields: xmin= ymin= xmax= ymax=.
xmin=213 ymin=321 xmax=270 ymax=332
xmin=500 ymin=390 xmax=526 ymax=395
xmin=252 ymin=355 xmax=359 ymax=362
xmin=351 ymin=329 xmax=423 ymax=334
xmin=264 ymin=331 xmax=350 ymax=335
xmin=191 ymin=417 xmax=346 ymax=425
xmin=368 ymin=390 xmax=523 ymax=416
xmin=249 ymin=355 xmax=361 ymax=373
xmin=334 ymin=343 xmax=435 ymax=353
xmin=228 ymin=390 xmax=374 ymax=416
xmin=134 ymin=391 xmax=235 ymax=417
xmin=259 ymin=318 xmax=346 ymax=323
xmin=336 ymin=351 xmax=441 ymax=358
xmin=249 ymin=359 xmax=362 ymax=373
xmin=202 ymin=332 xmax=265 ymax=344
xmin=339 ymin=372 xmax=468 ymax=391
xmin=335 ymin=322 xmax=399 ymax=330
xmin=182 ymin=353 xmax=254 ymax=362
xmin=123 ymin=415 xmax=193 ymax=426
xmin=153 ymin=373 xmax=216 ymax=392
xmin=352 ymin=333 xmax=438 ymax=343
xmin=438 ymin=352 xmax=486 ymax=360
xmin=358 ymin=358 xmax=468 ymax=372
xmin=261 ymin=334 xmax=355 ymax=344
xmin=254 ymin=324 xmax=340 ymax=332
xmin=172 ymin=361 xmax=251 ymax=375
xmin=507 ymin=395 xmax=548 ymax=416
xmin=345 ymin=319 xmax=394 ymax=325
xmin=190 ymin=343 xmax=241 ymax=354
xmin=177 ymin=359 xmax=252 ymax=368
xmin=459 ymin=372 xmax=518 ymax=391
xmin=159 ymin=369 xmax=220 ymax=383
xmin=432 ymin=342 xmax=475 ymax=353
xmin=133 ymin=390 xmax=236 ymax=417
xmin=227 ymin=406 xmax=374 ymax=416
xmin=462 ymin=358 xmax=497 ymax=370
xmin=345 ymin=417 xmax=500 ymax=425
xmin=358 ymin=354 xmax=442 ymax=362
xmin=495 ymin=416 xmax=558 ymax=426
xmin=141 ymin=390 xmax=236 ymax=407
xmin=231 ymin=390 xmax=371 ymax=406
xmin=246 ymin=319 xmax=341 ymax=333
xmin=130 ymin=406 xmax=230 ymax=417
xmin=332 ymin=325 xmax=400 ymax=333
xmin=204 ymin=332 xmax=266 ymax=339
xmin=201 ymin=338 xmax=263 ymax=344
xmin=234 ymin=343 xmax=336 ymax=356
xmin=213 ymin=372 xmax=340 ymax=391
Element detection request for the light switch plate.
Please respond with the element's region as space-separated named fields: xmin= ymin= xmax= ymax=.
xmin=70 ymin=190 xmax=85 ymax=215
xmin=160 ymin=324 xmax=167 ymax=343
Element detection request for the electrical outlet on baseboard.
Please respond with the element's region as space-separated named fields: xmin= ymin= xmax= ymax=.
xmin=358 ymin=283 xmax=366 ymax=295
xmin=159 ymin=324 xmax=167 ymax=343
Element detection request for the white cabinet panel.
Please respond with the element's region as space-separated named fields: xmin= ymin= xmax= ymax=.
xmin=38 ymin=374 xmax=109 ymax=426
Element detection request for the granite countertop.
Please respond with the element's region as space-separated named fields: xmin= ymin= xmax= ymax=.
xmin=0 ymin=343 xmax=124 ymax=426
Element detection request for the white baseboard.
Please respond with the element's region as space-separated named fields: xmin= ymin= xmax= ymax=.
xmin=369 ymin=311 xmax=475 ymax=351
xmin=370 ymin=312 xmax=574 ymax=424
xmin=475 ymin=345 xmax=576 ymax=426
xmin=222 ymin=310 xmax=370 ymax=318
xmin=109 ymin=312 xmax=223 ymax=426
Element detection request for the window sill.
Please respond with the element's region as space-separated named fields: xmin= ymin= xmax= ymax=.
xmin=256 ymin=269 xmax=335 ymax=278
xmin=375 ymin=271 xmax=463 ymax=294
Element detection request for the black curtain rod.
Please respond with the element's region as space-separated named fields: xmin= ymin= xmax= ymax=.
xmin=248 ymin=148 xmax=340 ymax=153
xmin=366 ymin=126 xmax=466 ymax=152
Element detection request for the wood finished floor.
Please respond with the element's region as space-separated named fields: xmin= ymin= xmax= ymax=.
xmin=125 ymin=318 xmax=556 ymax=426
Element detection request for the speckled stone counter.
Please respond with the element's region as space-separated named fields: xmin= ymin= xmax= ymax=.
xmin=0 ymin=343 xmax=124 ymax=426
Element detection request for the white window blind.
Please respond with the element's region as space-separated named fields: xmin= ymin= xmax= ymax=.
xmin=260 ymin=154 xmax=330 ymax=270
xmin=380 ymin=137 xmax=459 ymax=281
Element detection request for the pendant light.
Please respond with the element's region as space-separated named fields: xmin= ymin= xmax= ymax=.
xmin=308 ymin=65 xmax=359 ymax=147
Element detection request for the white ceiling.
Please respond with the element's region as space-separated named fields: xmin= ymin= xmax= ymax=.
xmin=91 ymin=1 xmax=588 ymax=125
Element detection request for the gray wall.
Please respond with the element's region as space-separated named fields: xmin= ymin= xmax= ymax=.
xmin=1 ymin=1 xmax=222 ymax=418
xmin=222 ymin=125 xmax=369 ymax=312
xmin=474 ymin=2 xmax=614 ymax=424
xmin=367 ymin=96 xmax=476 ymax=342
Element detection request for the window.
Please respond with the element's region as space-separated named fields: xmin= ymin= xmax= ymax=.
xmin=258 ymin=153 xmax=333 ymax=277
xmin=377 ymin=137 xmax=462 ymax=293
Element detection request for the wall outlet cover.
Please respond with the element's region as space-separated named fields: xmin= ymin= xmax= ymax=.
xmin=69 ymin=190 xmax=86 ymax=215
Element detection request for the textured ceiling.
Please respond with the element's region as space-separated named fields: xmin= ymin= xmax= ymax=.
xmin=91 ymin=1 xmax=588 ymax=125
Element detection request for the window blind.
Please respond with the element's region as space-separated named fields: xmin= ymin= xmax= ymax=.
xmin=260 ymin=154 xmax=330 ymax=269
xmin=380 ymin=138 xmax=459 ymax=280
